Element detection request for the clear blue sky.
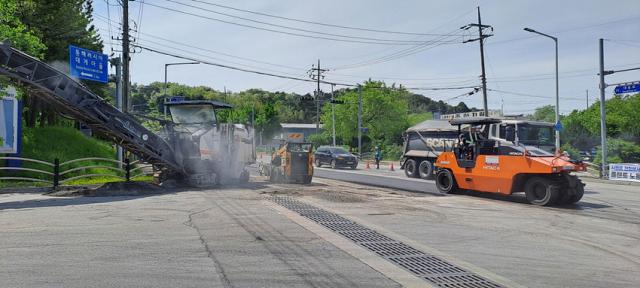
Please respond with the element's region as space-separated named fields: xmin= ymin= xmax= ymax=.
xmin=92 ymin=0 xmax=640 ymax=115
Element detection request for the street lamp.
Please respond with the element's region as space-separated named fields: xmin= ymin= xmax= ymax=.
xmin=524 ymin=27 xmax=560 ymax=153
xmin=164 ymin=62 xmax=199 ymax=116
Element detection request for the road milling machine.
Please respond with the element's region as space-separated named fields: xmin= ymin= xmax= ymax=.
xmin=433 ymin=117 xmax=586 ymax=206
xmin=0 ymin=42 xmax=254 ymax=186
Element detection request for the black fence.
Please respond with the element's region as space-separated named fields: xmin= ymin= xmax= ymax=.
xmin=0 ymin=157 xmax=153 ymax=189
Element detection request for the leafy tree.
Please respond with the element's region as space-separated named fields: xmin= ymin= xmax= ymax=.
xmin=0 ymin=0 xmax=46 ymax=57
xmin=14 ymin=0 xmax=105 ymax=127
xmin=320 ymin=81 xmax=409 ymax=149
xmin=530 ymin=105 xmax=556 ymax=123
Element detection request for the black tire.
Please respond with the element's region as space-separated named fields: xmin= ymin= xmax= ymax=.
xmin=350 ymin=164 xmax=357 ymax=170
xmin=435 ymin=169 xmax=458 ymax=194
xmin=238 ymin=170 xmax=250 ymax=183
xmin=566 ymin=179 xmax=585 ymax=204
xmin=315 ymin=158 xmax=322 ymax=167
xmin=404 ymin=159 xmax=419 ymax=178
xmin=524 ymin=177 xmax=560 ymax=206
xmin=331 ymin=159 xmax=337 ymax=169
xmin=419 ymin=160 xmax=434 ymax=180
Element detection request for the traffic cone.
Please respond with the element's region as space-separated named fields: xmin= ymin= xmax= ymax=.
xmin=390 ymin=162 xmax=395 ymax=171
xmin=366 ymin=161 xmax=370 ymax=169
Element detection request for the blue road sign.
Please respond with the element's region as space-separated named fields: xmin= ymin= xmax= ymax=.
xmin=69 ymin=45 xmax=108 ymax=83
xmin=614 ymin=83 xmax=640 ymax=94
xmin=166 ymin=96 xmax=186 ymax=103
xmin=361 ymin=127 xmax=369 ymax=133
xmin=554 ymin=121 xmax=563 ymax=132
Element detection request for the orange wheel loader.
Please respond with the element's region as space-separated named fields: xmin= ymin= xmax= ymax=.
xmin=434 ymin=117 xmax=586 ymax=206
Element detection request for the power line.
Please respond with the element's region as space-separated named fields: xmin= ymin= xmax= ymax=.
xmin=179 ymin=0 xmax=465 ymax=36
xmin=160 ymin=0 xmax=464 ymax=43
xmin=329 ymin=28 xmax=463 ymax=70
xmin=143 ymin=1 xmax=460 ymax=45
xmin=488 ymin=89 xmax=583 ymax=100
xmin=94 ymin=13 xmax=307 ymax=71
xmin=132 ymin=43 xmax=355 ymax=86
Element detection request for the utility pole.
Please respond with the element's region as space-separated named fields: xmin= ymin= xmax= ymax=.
xmin=331 ymin=84 xmax=336 ymax=146
xmin=599 ymin=38 xmax=607 ymax=178
xmin=308 ymin=60 xmax=327 ymax=134
xmin=586 ymin=89 xmax=589 ymax=108
xmin=357 ymin=85 xmax=362 ymax=157
xmin=110 ymin=56 xmax=123 ymax=167
xmin=122 ymin=0 xmax=130 ymax=113
xmin=462 ymin=7 xmax=493 ymax=116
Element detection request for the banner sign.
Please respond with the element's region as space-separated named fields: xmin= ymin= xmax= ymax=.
xmin=0 ymin=87 xmax=19 ymax=153
xmin=609 ymin=163 xmax=640 ymax=182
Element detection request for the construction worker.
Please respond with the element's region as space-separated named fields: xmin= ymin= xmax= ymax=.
xmin=374 ymin=146 xmax=382 ymax=169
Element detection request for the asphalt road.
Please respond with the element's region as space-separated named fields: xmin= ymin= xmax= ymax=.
xmin=1 ymin=172 xmax=638 ymax=288
xmin=315 ymin=166 xmax=440 ymax=194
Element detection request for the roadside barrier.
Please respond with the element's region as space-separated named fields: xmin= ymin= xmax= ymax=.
xmin=0 ymin=157 xmax=152 ymax=189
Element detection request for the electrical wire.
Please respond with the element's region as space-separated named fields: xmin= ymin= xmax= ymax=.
xmin=143 ymin=1 xmax=460 ymax=45
xmin=132 ymin=43 xmax=356 ymax=86
xmin=159 ymin=0 xmax=463 ymax=44
xmin=178 ymin=0 xmax=465 ymax=36
xmin=488 ymin=89 xmax=583 ymax=100
xmin=93 ymin=13 xmax=307 ymax=71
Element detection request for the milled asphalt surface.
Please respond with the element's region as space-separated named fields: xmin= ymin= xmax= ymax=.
xmin=1 ymin=168 xmax=639 ymax=287
xmin=0 ymin=183 xmax=400 ymax=288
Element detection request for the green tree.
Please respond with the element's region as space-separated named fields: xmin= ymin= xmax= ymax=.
xmin=321 ymin=81 xmax=409 ymax=148
xmin=15 ymin=0 xmax=105 ymax=127
xmin=0 ymin=0 xmax=46 ymax=57
xmin=530 ymin=105 xmax=556 ymax=123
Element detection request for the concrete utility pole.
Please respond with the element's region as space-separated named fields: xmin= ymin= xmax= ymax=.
xmin=122 ymin=0 xmax=130 ymax=113
xmin=308 ymin=60 xmax=327 ymax=134
xmin=110 ymin=56 xmax=123 ymax=167
xmin=586 ymin=89 xmax=589 ymax=108
xmin=357 ymin=85 xmax=362 ymax=157
xmin=599 ymin=38 xmax=608 ymax=178
xmin=524 ymin=27 xmax=560 ymax=153
xmin=331 ymin=84 xmax=336 ymax=146
xmin=461 ymin=7 xmax=493 ymax=116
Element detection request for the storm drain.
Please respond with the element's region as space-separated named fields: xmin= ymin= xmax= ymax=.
xmin=272 ymin=196 xmax=504 ymax=288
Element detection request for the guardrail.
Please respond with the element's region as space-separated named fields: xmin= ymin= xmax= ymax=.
xmin=0 ymin=157 xmax=153 ymax=189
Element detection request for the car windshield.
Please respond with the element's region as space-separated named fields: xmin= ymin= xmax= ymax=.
xmin=169 ymin=105 xmax=216 ymax=124
xmin=517 ymin=124 xmax=554 ymax=146
xmin=329 ymin=148 xmax=349 ymax=154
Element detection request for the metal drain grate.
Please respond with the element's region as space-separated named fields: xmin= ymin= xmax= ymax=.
xmin=272 ymin=196 xmax=504 ymax=288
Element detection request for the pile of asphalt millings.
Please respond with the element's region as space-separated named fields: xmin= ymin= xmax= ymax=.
xmin=47 ymin=181 xmax=166 ymax=197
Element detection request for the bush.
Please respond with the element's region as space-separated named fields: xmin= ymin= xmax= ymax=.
xmin=308 ymin=133 xmax=330 ymax=147
xmin=593 ymin=138 xmax=640 ymax=165
xmin=561 ymin=143 xmax=581 ymax=161
xmin=382 ymin=144 xmax=403 ymax=161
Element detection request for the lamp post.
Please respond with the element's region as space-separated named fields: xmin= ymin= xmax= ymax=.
xmin=164 ymin=62 xmax=199 ymax=116
xmin=524 ymin=27 xmax=560 ymax=153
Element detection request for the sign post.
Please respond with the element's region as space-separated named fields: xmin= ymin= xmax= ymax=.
xmin=69 ymin=45 xmax=108 ymax=83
